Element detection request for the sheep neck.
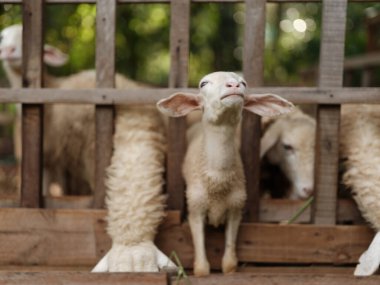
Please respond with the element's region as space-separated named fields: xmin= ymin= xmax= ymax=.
xmin=3 ymin=62 xmax=22 ymax=88
xmin=201 ymin=119 xmax=239 ymax=174
xmin=3 ymin=62 xmax=58 ymax=88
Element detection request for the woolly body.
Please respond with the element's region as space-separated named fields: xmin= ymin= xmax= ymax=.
xmin=340 ymin=104 xmax=380 ymax=276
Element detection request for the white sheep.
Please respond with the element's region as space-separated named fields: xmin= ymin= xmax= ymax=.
xmin=260 ymin=108 xmax=316 ymax=199
xmin=340 ymin=104 xmax=380 ymax=276
xmin=157 ymin=71 xmax=294 ymax=276
xmin=1 ymin=24 xmax=176 ymax=272
xmin=0 ymin=24 xmax=144 ymax=195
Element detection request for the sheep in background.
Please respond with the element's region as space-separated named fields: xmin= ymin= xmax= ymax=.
xmin=260 ymin=108 xmax=316 ymax=199
xmin=340 ymin=104 xmax=380 ymax=276
xmin=0 ymin=24 xmax=144 ymax=195
xmin=157 ymin=71 xmax=294 ymax=276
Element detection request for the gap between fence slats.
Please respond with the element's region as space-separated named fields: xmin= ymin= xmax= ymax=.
xmin=93 ymin=0 xmax=116 ymax=208
xmin=312 ymin=0 xmax=347 ymax=225
xmin=21 ymin=0 xmax=44 ymax=208
xmin=241 ymin=0 xmax=266 ymax=222
xmin=166 ymin=0 xmax=190 ymax=217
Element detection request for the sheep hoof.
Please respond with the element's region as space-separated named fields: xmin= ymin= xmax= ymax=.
xmin=354 ymin=249 xmax=380 ymax=276
xmin=222 ymin=255 xmax=237 ymax=274
xmin=193 ymin=261 xmax=210 ymax=277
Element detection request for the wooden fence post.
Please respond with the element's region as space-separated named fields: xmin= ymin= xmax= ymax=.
xmin=21 ymin=0 xmax=44 ymax=208
xmin=242 ymin=0 xmax=266 ymax=222
xmin=166 ymin=0 xmax=190 ymax=217
xmin=312 ymin=0 xmax=347 ymax=225
xmin=93 ymin=0 xmax=116 ymax=208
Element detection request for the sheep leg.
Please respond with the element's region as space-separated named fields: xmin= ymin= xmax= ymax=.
xmin=354 ymin=231 xmax=380 ymax=276
xmin=188 ymin=211 xmax=209 ymax=276
xmin=222 ymin=208 xmax=241 ymax=274
xmin=91 ymin=242 xmax=177 ymax=272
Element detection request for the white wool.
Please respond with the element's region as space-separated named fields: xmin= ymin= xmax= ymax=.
xmin=340 ymin=104 xmax=380 ymax=276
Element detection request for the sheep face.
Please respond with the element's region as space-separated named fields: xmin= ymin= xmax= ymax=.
xmin=198 ymin=72 xmax=246 ymax=124
xmin=271 ymin=123 xmax=315 ymax=199
xmin=157 ymin=71 xmax=294 ymax=122
xmin=0 ymin=25 xmax=23 ymax=68
xmin=0 ymin=24 xmax=68 ymax=68
xmin=261 ymin=110 xmax=316 ymax=200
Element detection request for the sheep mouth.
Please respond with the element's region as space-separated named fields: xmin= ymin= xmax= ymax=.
xmin=220 ymin=93 xmax=244 ymax=101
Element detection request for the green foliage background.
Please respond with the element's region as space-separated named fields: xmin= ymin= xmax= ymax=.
xmin=0 ymin=2 xmax=379 ymax=87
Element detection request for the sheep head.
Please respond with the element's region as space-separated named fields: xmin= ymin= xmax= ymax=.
xmin=0 ymin=24 xmax=68 ymax=68
xmin=261 ymin=109 xmax=316 ymax=199
xmin=157 ymin=71 xmax=294 ymax=125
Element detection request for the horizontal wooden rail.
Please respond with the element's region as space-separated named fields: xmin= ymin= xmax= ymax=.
xmin=179 ymin=273 xmax=380 ymax=285
xmin=0 ymin=272 xmax=169 ymax=285
xmin=0 ymin=0 xmax=378 ymax=4
xmin=0 ymin=195 xmax=360 ymax=224
xmin=345 ymin=52 xmax=380 ymax=70
xmin=0 ymin=208 xmax=373 ymax=268
xmin=0 ymin=87 xmax=379 ymax=104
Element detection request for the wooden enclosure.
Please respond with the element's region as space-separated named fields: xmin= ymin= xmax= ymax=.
xmin=0 ymin=0 xmax=380 ymax=284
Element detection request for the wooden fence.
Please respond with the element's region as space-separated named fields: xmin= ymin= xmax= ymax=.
xmin=0 ymin=0 xmax=380 ymax=283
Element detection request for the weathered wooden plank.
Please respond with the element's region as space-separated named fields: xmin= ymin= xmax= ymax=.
xmin=2 ymin=196 xmax=357 ymax=225
xmin=21 ymin=0 xmax=44 ymax=208
xmin=259 ymin=198 xmax=363 ymax=224
xmin=0 ymin=208 xmax=372 ymax=267
xmin=344 ymin=52 xmax=380 ymax=70
xmin=312 ymin=0 xmax=347 ymax=225
xmin=0 ymin=272 xmax=169 ymax=285
xmin=158 ymin=222 xmax=374 ymax=268
xmin=44 ymin=195 xmax=94 ymax=209
xmin=166 ymin=0 xmax=190 ymax=216
xmin=241 ymin=0 xmax=266 ymax=222
xmin=176 ymin=273 xmax=380 ymax=285
xmin=0 ymin=87 xmax=380 ymax=105
xmin=93 ymin=0 xmax=116 ymax=208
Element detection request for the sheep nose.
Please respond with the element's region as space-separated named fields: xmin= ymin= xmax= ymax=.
xmin=226 ymin=81 xmax=240 ymax=88
xmin=303 ymin=187 xmax=313 ymax=196
xmin=0 ymin=46 xmax=15 ymax=57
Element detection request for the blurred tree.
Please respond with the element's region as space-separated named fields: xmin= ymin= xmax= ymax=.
xmin=0 ymin=2 xmax=379 ymax=87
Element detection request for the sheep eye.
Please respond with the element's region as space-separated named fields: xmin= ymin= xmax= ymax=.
xmin=200 ymin=81 xmax=208 ymax=88
xmin=241 ymin=81 xmax=247 ymax=87
xmin=283 ymin=143 xmax=294 ymax=151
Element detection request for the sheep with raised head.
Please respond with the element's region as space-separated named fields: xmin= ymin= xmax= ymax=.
xmin=339 ymin=104 xmax=380 ymax=276
xmin=260 ymin=108 xmax=316 ymax=199
xmin=157 ymin=71 xmax=294 ymax=276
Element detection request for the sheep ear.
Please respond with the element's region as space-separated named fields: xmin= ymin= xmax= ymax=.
xmin=244 ymin=93 xmax=294 ymax=117
xmin=260 ymin=120 xmax=281 ymax=158
xmin=43 ymin=44 xmax=68 ymax=66
xmin=157 ymin=93 xmax=202 ymax=117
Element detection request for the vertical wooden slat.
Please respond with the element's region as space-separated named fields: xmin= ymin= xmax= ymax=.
xmin=166 ymin=0 xmax=190 ymax=216
xmin=21 ymin=0 xmax=44 ymax=208
xmin=242 ymin=0 xmax=266 ymax=222
xmin=93 ymin=0 xmax=116 ymax=208
xmin=312 ymin=0 xmax=347 ymax=225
